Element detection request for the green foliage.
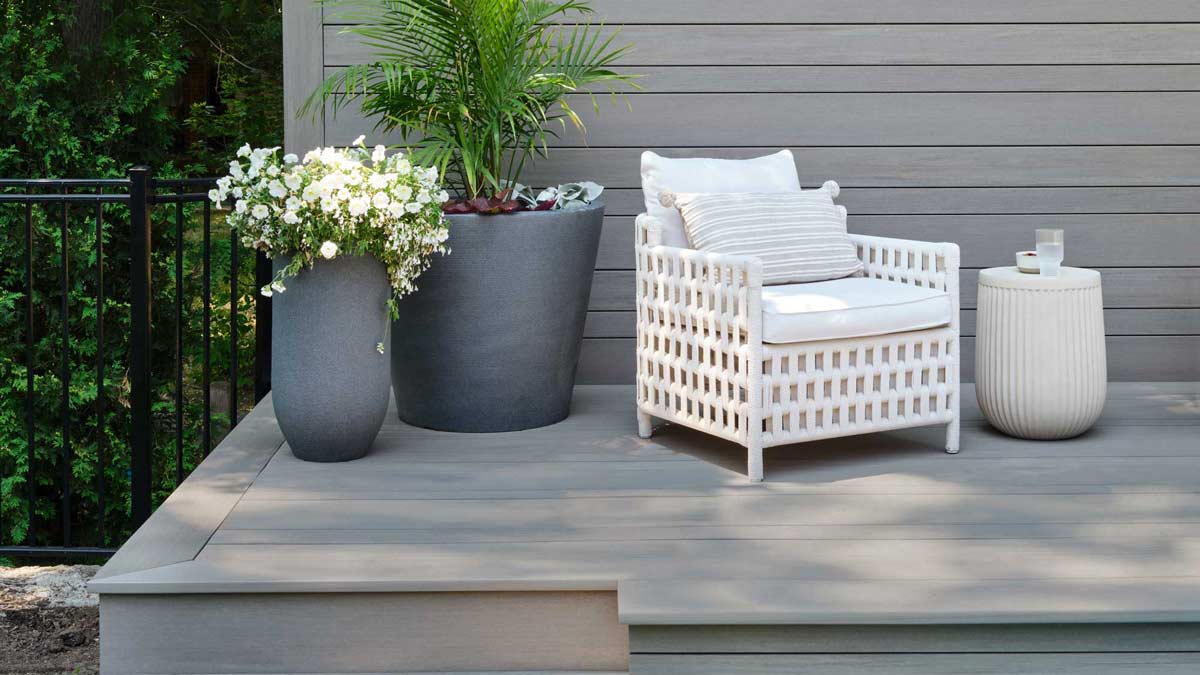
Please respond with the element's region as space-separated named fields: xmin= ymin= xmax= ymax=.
xmin=0 ymin=1 xmax=282 ymax=550
xmin=309 ymin=0 xmax=636 ymax=200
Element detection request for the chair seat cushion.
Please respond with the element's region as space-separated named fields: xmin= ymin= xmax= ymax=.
xmin=761 ymin=277 xmax=953 ymax=344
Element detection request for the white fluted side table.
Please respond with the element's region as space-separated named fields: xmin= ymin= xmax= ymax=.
xmin=975 ymin=267 xmax=1107 ymax=439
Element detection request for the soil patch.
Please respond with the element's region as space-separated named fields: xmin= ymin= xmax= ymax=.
xmin=0 ymin=566 xmax=100 ymax=675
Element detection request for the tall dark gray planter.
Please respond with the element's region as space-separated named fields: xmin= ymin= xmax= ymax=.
xmin=272 ymin=254 xmax=391 ymax=461
xmin=390 ymin=202 xmax=605 ymax=432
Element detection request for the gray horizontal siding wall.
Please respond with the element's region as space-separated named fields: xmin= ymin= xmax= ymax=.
xmin=284 ymin=0 xmax=1200 ymax=382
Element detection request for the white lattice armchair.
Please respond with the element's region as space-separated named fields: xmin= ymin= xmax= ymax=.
xmin=634 ymin=216 xmax=961 ymax=482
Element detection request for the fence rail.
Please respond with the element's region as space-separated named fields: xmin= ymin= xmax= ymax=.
xmin=0 ymin=168 xmax=271 ymax=557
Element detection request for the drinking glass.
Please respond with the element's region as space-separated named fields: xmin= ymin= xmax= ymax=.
xmin=1036 ymin=229 xmax=1064 ymax=277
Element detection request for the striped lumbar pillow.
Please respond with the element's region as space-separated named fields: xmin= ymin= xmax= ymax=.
xmin=662 ymin=181 xmax=862 ymax=285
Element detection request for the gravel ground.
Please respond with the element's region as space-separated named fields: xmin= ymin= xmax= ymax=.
xmin=0 ymin=565 xmax=100 ymax=675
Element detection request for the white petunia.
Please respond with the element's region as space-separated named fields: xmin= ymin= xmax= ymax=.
xmin=284 ymin=173 xmax=302 ymax=191
xmin=229 ymin=161 xmax=244 ymax=178
xmin=372 ymin=192 xmax=391 ymax=209
xmin=235 ymin=200 xmax=248 ymax=214
xmin=267 ymin=181 xmax=287 ymax=198
xmin=436 ymin=190 xmax=449 ymax=203
xmin=260 ymin=284 xmax=273 ymax=298
xmin=251 ymin=204 xmax=270 ymax=220
xmin=353 ymin=134 xmax=366 ymax=146
xmin=237 ymin=143 xmax=252 ymax=157
xmin=266 ymin=165 xmax=280 ymax=177
xmin=285 ymin=196 xmax=301 ymax=210
xmin=416 ymin=191 xmax=431 ymax=204
xmin=320 ymin=241 xmax=338 ymax=259
xmin=372 ymin=144 xmax=386 ymax=163
xmin=368 ymin=173 xmax=388 ymax=189
xmin=302 ymin=184 xmax=321 ymax=202
xmin=405 ymin=201 xmax=422 ymax=213
xmin=321 ymin=197 xmax=338 ymax=213
xmin=387 ymin=202 xmax=405 ymax=218
xmin=282 ymin=210 xmax=300 ymax=225
xmin=283 ymin=153 xmax=299 ymax=164
xmin=348 ymin=196 xmax=370 ymax=216
xmin=208 ymin=189 xmax=221 ymax=204
xmin=393 ymin=185 xmax=412 ymax=201
xmin=271 ymin=280 xmax=286 ymax=293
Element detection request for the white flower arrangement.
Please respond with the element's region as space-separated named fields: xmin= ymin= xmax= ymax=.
xmin=210 ymin=137 xmax=450 ymax=318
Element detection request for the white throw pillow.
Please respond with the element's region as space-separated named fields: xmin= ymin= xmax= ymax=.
xmin=663 ymin=181 xmax=863 ymax=285
xmin=641 ymin=150 xmax=801 ymax=248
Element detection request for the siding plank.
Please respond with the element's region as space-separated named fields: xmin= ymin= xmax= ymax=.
xmin=521 ymin=147 xmax=1200 ymax=188
xmin=326 ymin=1 xmax=1200 ymax=24
xmin=327 ymin=93 xmax=1200 ymax=146
xmin=593 ymin=215 xmax=1200 ymax=269
xmin=589 ymin=269 xmax=1200 ymax=310
xmin=601 ymin=187 xmax=1200 ymax=216
xmin=325 ymin=24 xmax=1200 ymax=66
xmin=328 ymin=65 xmax=1200 ymax=93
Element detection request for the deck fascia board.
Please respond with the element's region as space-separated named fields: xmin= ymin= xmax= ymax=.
xmin=90 ymin=397 xmax=284 ymax=583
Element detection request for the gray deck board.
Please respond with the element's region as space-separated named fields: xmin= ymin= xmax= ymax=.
xmin=94 ymin=383 xmax=1200 ymax=625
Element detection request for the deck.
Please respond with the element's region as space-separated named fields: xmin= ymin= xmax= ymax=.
xmin=92 ymin=383 xmax=1200 ymax=674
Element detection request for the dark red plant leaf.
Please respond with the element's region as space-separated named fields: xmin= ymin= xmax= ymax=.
xmin=467 ymin=197 xmax=494 ymax=213
xmin=442 ymin=201 xmax=474 ymax=214
xmin=533 ymin=200 xmax=555 ymax=211
xmin=497 ymin=200 xmax=523 ymax=213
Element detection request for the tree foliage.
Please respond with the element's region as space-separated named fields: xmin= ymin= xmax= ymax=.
xmin=0 ymin=0 xmax=283 ymax=551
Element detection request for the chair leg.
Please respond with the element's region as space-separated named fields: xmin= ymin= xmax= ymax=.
xmin=637 ymin=410 xmax=653 ymax=439
xmin=747 ymin=438 xmax=764 ymax=482
xmin=945 ymin=417 xmax=960 ymax=454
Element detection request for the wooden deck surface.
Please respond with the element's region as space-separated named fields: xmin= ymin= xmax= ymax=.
xmin=94 ymin=383 xmax=1200 ymax=624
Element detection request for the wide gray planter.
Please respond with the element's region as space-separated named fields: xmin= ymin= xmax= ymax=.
xmin=390 ymin=202 xmax=605 ymax=432
xmin=272 ymin=254 xmax=391 ymax=461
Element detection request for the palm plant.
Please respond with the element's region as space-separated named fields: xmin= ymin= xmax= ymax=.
xmin=306 ymin=0 xmax=636 ymax=203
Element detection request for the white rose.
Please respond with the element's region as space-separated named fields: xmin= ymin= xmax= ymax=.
xmin=251 ymin=204 xmax=270 ymax=220
xmin=319 ymin=241 xmax=338 ymax=259
xmin=372 ymin=192 xmax=391 ymax=209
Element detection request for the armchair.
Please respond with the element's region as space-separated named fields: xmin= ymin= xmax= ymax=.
xmin=634 ymin=214 xmax=961 ymax=481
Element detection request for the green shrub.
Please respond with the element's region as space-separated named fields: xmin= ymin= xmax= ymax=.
xmin=0 ymin=1 xmax=283 ymax=550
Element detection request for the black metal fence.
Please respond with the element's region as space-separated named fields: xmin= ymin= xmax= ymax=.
xmin=0 ymin=168 xmax=271 ymax=557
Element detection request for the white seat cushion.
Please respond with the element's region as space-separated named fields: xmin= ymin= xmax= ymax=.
xmin=761 ymin=277 xmax=953 ymax=344
xmin=641 ymin=150 xmax=801 ymax=249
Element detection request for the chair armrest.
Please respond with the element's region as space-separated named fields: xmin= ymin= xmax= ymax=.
xmin=635 ymin=214 xmax=763 ymax=345
xmin=849 ymin=233 xmax=960 ymax=328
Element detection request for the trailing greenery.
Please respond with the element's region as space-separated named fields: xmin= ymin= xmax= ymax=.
xmin=0 ymin=0 xmax=283 ymax=552
xmin=308 ymin=0 xmax=636 ymax=202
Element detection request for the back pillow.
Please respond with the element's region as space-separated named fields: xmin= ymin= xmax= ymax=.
xmin=664 ymin=181 xmax=862 ymax=285
xmin=641 ymin=150 xmax=801 ymax=249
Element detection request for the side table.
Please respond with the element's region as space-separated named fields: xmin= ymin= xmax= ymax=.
xmin=975 ymin=266 xmax=1107 ymax=439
